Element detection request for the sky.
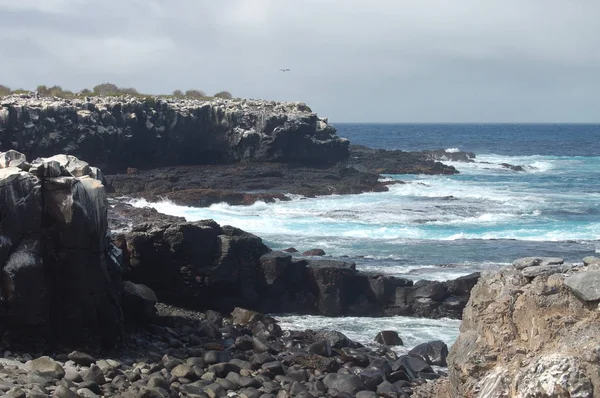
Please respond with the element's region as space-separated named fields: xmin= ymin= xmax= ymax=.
xmin=0 ymin=0 xmax=599 ymax=122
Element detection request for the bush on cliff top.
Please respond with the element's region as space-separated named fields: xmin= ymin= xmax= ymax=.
xmin=0 ymin=83 xmax=234 ymax=101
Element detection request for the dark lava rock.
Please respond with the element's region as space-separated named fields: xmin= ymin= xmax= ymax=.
xmin=408 ymin=340 xmax=449 ymax=366
xmin=302 ymin=249 xmax=326 ymax=257
xmin=323 ymin=373 xmax=366 ymax=394
xmin=375 ymin=331 xmax=403 ymax=346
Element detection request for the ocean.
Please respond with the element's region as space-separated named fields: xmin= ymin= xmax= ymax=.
xmin=131 ymin=123 xmax=600 ymax=354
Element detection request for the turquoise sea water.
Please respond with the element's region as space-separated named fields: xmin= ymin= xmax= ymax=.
xmin=131 ymin=124 xmax=600 ymax=347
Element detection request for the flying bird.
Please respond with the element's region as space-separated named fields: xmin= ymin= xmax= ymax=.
xmin=280 ymin=68 xmax=291 ymax=72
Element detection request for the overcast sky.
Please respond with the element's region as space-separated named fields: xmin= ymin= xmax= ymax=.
xmin=0 ymin=0 xmax=599 ymax=122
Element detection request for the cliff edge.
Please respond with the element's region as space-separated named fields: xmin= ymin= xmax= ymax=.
xmin=0 ymin=94 xmax=348 ymax=173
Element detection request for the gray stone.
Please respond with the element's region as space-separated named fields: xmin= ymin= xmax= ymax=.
xmin=322 ymin=373 xmax=366 ymax=394
xmin=521 ymin=263 xmax=574 ymax=278
xmin=76 ymin=388 xmax=98 ymax=398
xmin=43 ymin=154 xmax=91 ymax=177
xmin=583 ymin=256 xmax=600 ymax=266
xmin=564 ymin=271 xmax=600 ymax=302
xmin=408 ymin=340 xmax=449 ymax=366
xmin=307 ymin=340 xmax=332 ymax=357
xmin=204 ymin=351 xmax=230 ymax=365
xmin=67 ymin=351 xmax=96 ymax=366
xmin=0 ymin=150 xmax=26 ymax=169
xmin=83 ymin=365 xmax=106 ymax=385
xmin=356 ymin=392 xmax=377 ymax=398
xmin=513 ymin=257 xmax=564 ymax=270
xmin=171 ymin=364 xmax=195 ymax=379
xmin=27 ymin=356 xmax=66 ymax=379
xmin=240 ymin=387 xmax=262 ymax=398
xmin=53 ymin=385 xmax=80 ymax=398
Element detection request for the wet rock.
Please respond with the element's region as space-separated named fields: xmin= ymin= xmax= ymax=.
xmin=302 ymin=249 xmax=326 ymax=257
xmin=314 ymin=330 xmax=354 ymax=349
xmin=375 ymin=331 xmax=403 ymax=346
xmin=408 ymin=340 xmax=449 ymax=366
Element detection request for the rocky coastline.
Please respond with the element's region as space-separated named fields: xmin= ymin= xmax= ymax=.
xmin=0 ymin=95 xmax=584 ymax=398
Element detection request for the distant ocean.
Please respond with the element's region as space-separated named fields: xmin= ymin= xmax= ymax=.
xmin=132 ymin=123 xmax=600 ymax=353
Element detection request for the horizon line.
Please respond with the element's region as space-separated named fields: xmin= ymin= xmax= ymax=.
xmin=331 ymin=121 xmax=600 ymax=125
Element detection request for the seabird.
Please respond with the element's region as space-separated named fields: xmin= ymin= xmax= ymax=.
xmin=279 ymin=68 xmax=291 ymax=72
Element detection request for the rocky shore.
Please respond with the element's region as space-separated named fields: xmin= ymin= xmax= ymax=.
xmin=1 ymin=149 xmax=598 ymax=397
xmin=0 ymin=94 xmax=466 ymax=207
xmin=414 ymin=256 xmax=600 ymax=397
xmin=108 ymin=201 xmax=478 ymax=319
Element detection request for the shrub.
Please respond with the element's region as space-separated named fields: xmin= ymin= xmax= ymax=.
xmin=93 ymin=83 xmax=120 ymax=96
xmin=172 ymin=89 xmax=184 ymax=98
xmin=0 ymin=85 xmax=10 ymax=96
xmin=214 ymin=91 xmax=233 ymax=99
xmin=36 ymin=85 xmax=49 ymax=95
xmin=118 ymin=87 xmax=139 ymax=96
xmin=185 ymin=89 xmax=207 ymax=99
xmin=80 ymin=88 xmax=92 ymax=96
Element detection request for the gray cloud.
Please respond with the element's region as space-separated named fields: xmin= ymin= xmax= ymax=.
xmin=1 ymin=0 xmax=598 ymax=122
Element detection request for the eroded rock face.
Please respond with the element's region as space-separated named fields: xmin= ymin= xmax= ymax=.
xmin=0 ymin=95 xmax=348 ymax=172
xmin=440 ymin=261 xmax=600 ymax=398
xmin=0 ymin=150 xmax=123 ymax=348
xmin=110 ymin=207 xmax=479 ymax=318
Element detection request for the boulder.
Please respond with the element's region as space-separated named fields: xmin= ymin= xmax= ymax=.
xmin=302 ymin=249 xmax=326 ymax=256
xmin=583 ymin=256 xmax=600 ymax=266
xmin=123 ymin=220 xmax=269 ymax=310
xmin=27 ymin=357 xmax=65 ymax=379
xmin=306 ymin=259 xmax=357 ymax=316
xmin=408 ymin=340 xmax=449 ymax=366
xmin=512 ymin=257 xmax=564 ymax=270
xmin=323 ymin=373 xmax=366 ymax=394
xmin=563 ymin=271 xmax=600 ymax=302
xmin=375 ymin=331 xmax=403 ymax=346
xmin=122 ymin=281 xmax=158 ymax=323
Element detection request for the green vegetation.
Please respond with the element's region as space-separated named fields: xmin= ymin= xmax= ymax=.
xmin=0 ymin=83 xmax=234 ymax=101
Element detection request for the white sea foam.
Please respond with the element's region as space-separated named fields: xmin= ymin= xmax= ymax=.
xmin=275 ymin=315 xmax=461 ymax=355
xmin=445 ymin=148 xmax=461 ymax=153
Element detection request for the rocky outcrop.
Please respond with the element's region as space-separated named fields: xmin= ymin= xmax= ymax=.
xmin=0 ymin=95 xmax=348 ymax=172
xmin=0 ymin=151 xmax=123 ymax=348
xmin=430 ymin=257 xmax=600 ymax=397
xmin=110 ymin=206 xmax=479 ymax=318
xmin=347 ymin=145 xmax=458 ymax=175
xmin=106 ymin=162 xmax=388 ymax=207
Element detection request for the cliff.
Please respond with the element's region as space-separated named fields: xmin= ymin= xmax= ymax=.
xmin=0 ymin=94 xmax=348 ymax=173
xmin=0 ymin=150 xmax=125 ymax=348
xmin=416 ymin=256 xmax=600 ymax=398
